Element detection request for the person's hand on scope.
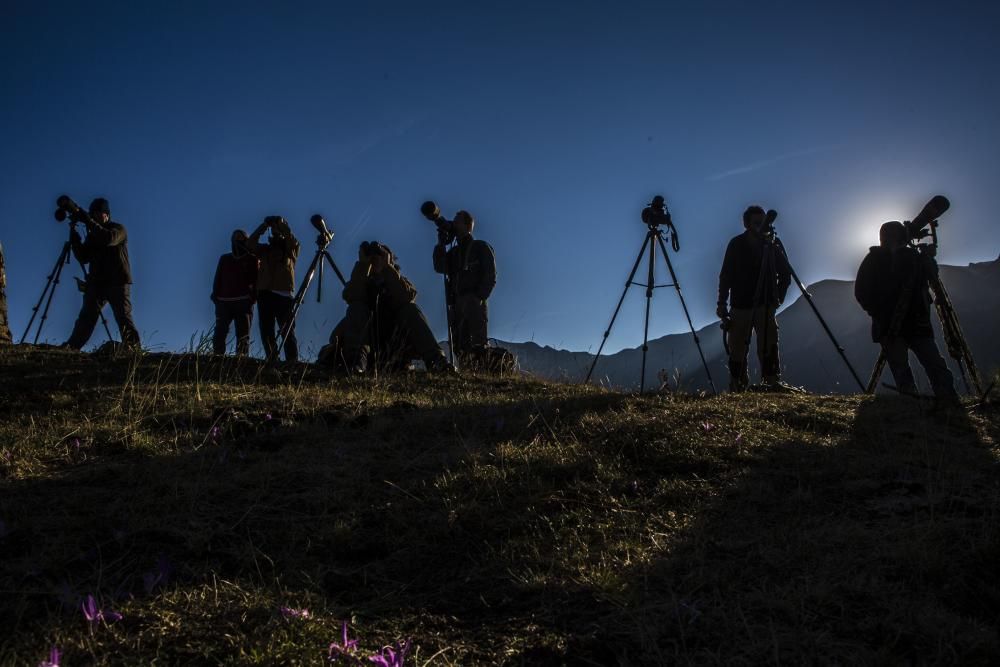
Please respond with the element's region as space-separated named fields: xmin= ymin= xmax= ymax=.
xmin=436 ymin=228 xmax=451 ymax=246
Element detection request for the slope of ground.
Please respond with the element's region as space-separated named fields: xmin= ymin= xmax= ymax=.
xmin=1 ymin=346 xmax=998 ymax=665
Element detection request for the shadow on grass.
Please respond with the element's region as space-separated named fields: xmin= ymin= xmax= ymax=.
xmin=2 ymin=349 xmax=999 ymax=664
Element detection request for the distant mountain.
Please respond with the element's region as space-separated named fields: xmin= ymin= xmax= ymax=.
xmin=495 ymin=255 xmax=1000 ymax=394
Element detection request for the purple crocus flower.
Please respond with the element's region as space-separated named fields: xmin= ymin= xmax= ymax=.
xmin=700 ymin=421 xmax=715 ymax=433
xmin=265 ymin=412 xmax=273 ymax=422
xmin=38 ymin=646 xmax=61 ymax=667
xmin=368 ymin=639 xmax=411 ymax=667
xmin=82 ymin=594 xmax=122 ymax=625
xmin=210 ymin=426 xmax=221 ymax=441
xmin=734 ymin=432 xmax=744 ymax=445
xmin=328 ymin=621 xmax=360 ymax=661
xmin=279 ymin=606 xmax=312 ymax=620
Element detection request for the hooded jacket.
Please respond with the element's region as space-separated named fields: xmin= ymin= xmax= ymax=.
xmin=855 ymin=245 xmax=934 ymax=341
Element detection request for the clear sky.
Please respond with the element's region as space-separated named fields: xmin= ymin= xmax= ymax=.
xmin=2 ymin=1 xmax=999 ymax=356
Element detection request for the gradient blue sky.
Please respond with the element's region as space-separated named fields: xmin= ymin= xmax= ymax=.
xmin=3 ymin=1 xmax=999 ymax=356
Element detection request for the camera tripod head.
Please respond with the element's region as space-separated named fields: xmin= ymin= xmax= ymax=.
xmin=641 ymin=195 xmax=681 ymax=251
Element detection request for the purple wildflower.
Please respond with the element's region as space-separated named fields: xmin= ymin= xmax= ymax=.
xmin=328 ymin=621 xmax=360 ymax=661
xmin=280 ymin=606 xmax=312 ymax=620
xmin=82 ymin=594 xmax=122 ymax=625
xmin=368 ymin=639 xmax=411 ymax=667
xmin=38 ymin=646 xmax=61 ymax=667
xmin=265 ymin=412 xmax=273 ymax=422
xmin=210 ymin=426 xmax=221 ymax=441
xmin=734 ymin=432 xmax=744 ymax=445
xmin=700 ymin=421 xmax=715 ymax=433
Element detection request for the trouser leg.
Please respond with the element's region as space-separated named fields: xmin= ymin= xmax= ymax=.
xmin=727 ymin=307 xmax=753 ymax=391
xmin=66 ymin=284 xmax=106 ymax=350
xmin=456 ymin=293 xmax=488 ymax=349
xmin=0 ymin=255 xmax=10 ymax=344
xmin=882 ymin=336 xmax=917 ymax=394
xmin=234 ymin=301 xmax=253 ymax=355
xmin=257 ymin=292 xmax=278 ymax=360
xmin=337 ymin=303 xmax=373 ymax=369
xmin=908 ymin=336 xmax=957 ymax=398
xmin=271 ymin=294 xmax=297 ymax=362
xmin=213 ymin=303 xmax=232 ymax=354
xmin=755 ymin=306 xmax=780 ymax=383
xmin=104 ymin=285 xmax=140 ymax=347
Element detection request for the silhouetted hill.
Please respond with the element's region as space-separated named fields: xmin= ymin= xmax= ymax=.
xmin=501 ymin=255 xmax=1000 ymax=393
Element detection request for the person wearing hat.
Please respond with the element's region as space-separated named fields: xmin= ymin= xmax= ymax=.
xmin=432 ymin=210 xmax=497 ymax=362
xmin=247 ymin=215 xmax=300 ymax=362
xmin=64 ymin=197 xmax=140 ymax=350
xmin=210 ymin=229 xmax=259 ymax=355
xmin=855 ymin=221 xmax=958 ymax=401
xmin=717 ymin=205 xmax=791 ymax=391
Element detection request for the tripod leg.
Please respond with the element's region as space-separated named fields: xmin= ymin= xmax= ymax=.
xmin=584 ymin=234 xmax=651 ymax=384
xmin=322 ymin=252 xmax=348 ymax=287
xmin=273 ymin=250 xmax=322 ymax=361
xmin=640 ymin=233 xmax=656 ymax=393
xmin=21 ymin=243 xmax=70 ymax=343
xmin=866 ymin=352 xmax=886 ymax=394
xmin=779 ymin=244 xmax=867 ymax=392
xmin=655 ymin=234 xmax=717 ymax=394
xmin=443 ymin=275 xmax=455 ymax=366
xmin=33 ymin=245 xmax=73 ymax=344
xmin=929 ymin=275 xmax=983 ymax=395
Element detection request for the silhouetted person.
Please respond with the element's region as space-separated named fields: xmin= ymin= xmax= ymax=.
xmin=432 ymin=210 xmax=496 ymax=360
xmin=320 ymin=241 xmax=452 ymax=374
xmin=855 ymin=221 xmax=958 ymax=401
xmin=248 ymin=216 xmax=299 ymax=362
xmin=0 ymin=241 xmax=11 ymax=344
xmin=211 ymin=229 xmax=258 ymax=355
xmin=717 ymin=205 xmax=791 ymax=391
xmin=64 ymin=198 xmax=140 ymax=350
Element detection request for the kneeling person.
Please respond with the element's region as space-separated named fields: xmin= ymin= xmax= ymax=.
xmin=320 ymin=241 xmax=451 ymax=373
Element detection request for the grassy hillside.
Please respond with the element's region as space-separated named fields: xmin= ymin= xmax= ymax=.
xmin=1 ymin=346 xmax=998 ymax=665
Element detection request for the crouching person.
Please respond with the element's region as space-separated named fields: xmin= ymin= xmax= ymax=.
xmin=319 ymin=241 xmax=452 ymax=374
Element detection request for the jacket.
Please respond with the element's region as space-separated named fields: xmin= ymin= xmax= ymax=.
xmin=212 ymin=252 xmax=259 ymax=301
xmin=433 ymin=236 xmax=497 ymax=300
xmin=248 ymin=223 xmax=299 ymax=293
xmin=855 ymin=246 xmax=934 ymax=341
xmin=718 ymin=231 xmax=790 ymax=309
xmin=343 ymin=260 xmax=418 ymax=313
xmin=71 ymin=221 xmax=132 ymax=286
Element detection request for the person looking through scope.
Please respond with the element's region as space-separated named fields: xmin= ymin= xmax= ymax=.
xmin=318 ymin=241 xmax=453 ymax=374
xmin=717 ymin=205 xmax=791 ymax=391
xmin=855 ymin=220 xmax=959 ymax=403
xmin=248 ymin=216 xmax=300 ymax=362
xmin=431 ymin=208 xmax=497 ymax=364
xmin=63 ymin=197 xmax=141 ymax=350
xmin=210 ymin=229 xmax=258 ymax=356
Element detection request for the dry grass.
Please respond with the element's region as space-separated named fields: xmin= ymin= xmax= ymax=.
xmin=1 ymin=346 xmax=998 ymax=665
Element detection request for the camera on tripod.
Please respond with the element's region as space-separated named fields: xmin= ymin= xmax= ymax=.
xmin=309 ymin=214 xmax=333 ymax=248
xmin=640 ymin=195 xmax=673 ymax=228
xmin=420 ymin=201 xmax=456 ymax=244
xmin=53 ymin=195 xmax=93 ymax=226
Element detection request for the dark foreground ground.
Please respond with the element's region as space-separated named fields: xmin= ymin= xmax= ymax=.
xmin=1 ymin=346 xmax=998 ymax=665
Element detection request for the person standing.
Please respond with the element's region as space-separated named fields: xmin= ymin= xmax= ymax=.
xmin=0 ymin=241 xmax=11 ymax=344
xmin=211 ymin=229 xmax=258 ymax=355
xmin=432 ymin=210 xmax=496 ymax=360
xmin=248 ymin=216 xmax=300 ymax=362
xmin=717 ymin=205 xmax=791 ymax=391
xmin=64 ymin=198 xmax=140 ymax=350
xmin=855 ymin=221 xmax=958 ymax=401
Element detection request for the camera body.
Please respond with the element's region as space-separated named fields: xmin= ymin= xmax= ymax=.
xmin=420 ymin=200 xmax=456 ymax=244
xmin=640 ymin=195 xmax=673 ymax=228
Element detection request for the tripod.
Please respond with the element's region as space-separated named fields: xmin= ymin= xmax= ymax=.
xmin=273 ymin=231 xmax=347 ymax=361
xmin=585 ymin=224 xmax=716 ymax=394
xmin=20 ymin=227 xmax=114 ymax=345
